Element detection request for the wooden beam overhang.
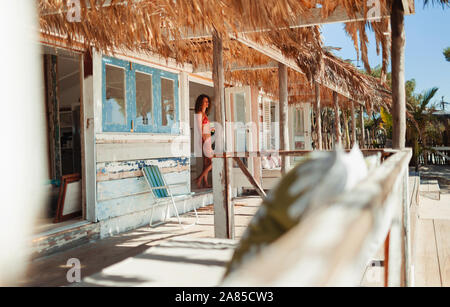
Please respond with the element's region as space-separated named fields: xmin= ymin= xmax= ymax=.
xmin=179 ymin=5 xmax=415 ymax=40
xmin=193 ymin=61 xmax=278 ymax=73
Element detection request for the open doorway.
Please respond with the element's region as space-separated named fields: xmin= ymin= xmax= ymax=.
xmin=35 ymin=45 xmax=84 ymax=234
xmin=189 ymin=81 xmax=214 ymax=193
xmin=289 ymin=104 xmax=312 ymax=164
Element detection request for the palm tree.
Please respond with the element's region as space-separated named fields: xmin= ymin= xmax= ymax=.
xmin=405 ymin=86 xmax=441 ymax=167
xmin=444 ymin=47 xmax=450 ymax=62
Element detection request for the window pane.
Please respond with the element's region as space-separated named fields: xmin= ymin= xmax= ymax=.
xmin=105 ymin=65 xmax=126 ymax=126
xmin=295 ymin=108 xmax=305 ymax=135
xmin=234 ymin=92 xmax=246 ymax=152
xmin=270 ymin=103 xmax=278 ymax=150
xmin=234 ymin=93 xmax=246 ymax=123
xmin=136 ymin=72 xmax=152 ymax=126
xmin=161 ymin=78 xmax=175 ymax=126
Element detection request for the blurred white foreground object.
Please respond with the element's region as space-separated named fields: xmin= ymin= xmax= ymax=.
xmin=0 ymin=1 xmax=47 ymax=285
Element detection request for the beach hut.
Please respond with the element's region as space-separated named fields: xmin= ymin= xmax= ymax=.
xmin=33 ymin=0 xmax=410 ymax=255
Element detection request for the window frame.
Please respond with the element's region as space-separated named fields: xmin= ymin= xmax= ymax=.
xmin=102 ymin=57 xmax=131 ymax=132
xmin=157 ymin=70 xmax=179 ymax=134
xmin=132 ymin=63 xmax=156 ymax=133
xmin=102 ymin=56 xmax=180 ymax=134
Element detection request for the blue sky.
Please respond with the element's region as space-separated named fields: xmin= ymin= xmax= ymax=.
xmin=321 ymin=4 xmax=449 ymax=109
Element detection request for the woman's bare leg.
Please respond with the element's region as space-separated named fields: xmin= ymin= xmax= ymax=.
xmin=201 ymin=163 xmax=212 ymax=188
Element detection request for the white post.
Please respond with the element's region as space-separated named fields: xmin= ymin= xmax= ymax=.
xmin=279 ymin=62 xmax=290 ymax=173
xmin=351 ymin=101 xmax=357 ymax=147
xmin=212 ymin=32 xmax=234 ymax=239
xmin=315 ymin=83 xmax=323 ymax=150
xmin=333 ymin=91 xmax=342 ymax=147
xmin=0 ymin=0 xmax=47 ymax=285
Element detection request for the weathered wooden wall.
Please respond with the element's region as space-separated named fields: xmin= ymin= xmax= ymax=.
xmin=88 ymin=50 xmax=198 ymax=237
xmin=96 ymin=157 xmax=190 ymax=222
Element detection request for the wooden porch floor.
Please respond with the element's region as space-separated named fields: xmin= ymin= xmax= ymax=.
xmin=361 ymin=166 xmax=450 ymax=287
xmin=414 ymin=168 xmax=450 ymax=287
xmin=19 ymin=166 xmax=450 ymax=287
xmin=18 ymin=196 xmax=261 ymax=287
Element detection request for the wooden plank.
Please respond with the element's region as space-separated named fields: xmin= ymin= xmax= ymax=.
xmin=97 ymin=171 xmax=190 ymax=202
xmin=387 ymin=167 xmax=406 ymax=286
xmin=96 ymin=141 xmax=190 ymax=163
xmin=44 ymin=54 xmax=62 ymax=181
xmin=212 ymin=149 xmax=389 ymax=158
xmin=97 ymin=191 xmax=174 ymax=222
xmin=96 ymin=165 xmax=189 ymax=182
xmin=360 ymin=105 xmax=366 ymax=149
xmin=212 ymin=32 xmax=234 ymax=239
xmin=179 ymin=71 xmax=190 ymax=138
xmin=93 ymin=49 xmax=103 ymax=134
xmin=343 ymin=106 xmax=350 ymax=149
xmin=83 ymin=50 xmax=97 ymax=222
xmin=419 ymin=181 xmax=441 ymax=201
xmin=403 ymin=169 xmax=411 ymax=286
xmin=96 ymin=158 xmax=189 ymax=186
xmin=314 ymin=83 xmax=322 ymax=150
xmin=98 ymin=192 xmax=213 ymax=238
xmin=414 ymin=219 xmax=442 ymax=286
xmin=79 ymin=53 xmax=86 ymax=220
xmin=434 ymin=220 xmax=450 ymax=286
xmin=391 ymin=0 xmax=406 ymax=149
xmin=233 ymin=157 xmax=266 ymax=198
xmin=351 ymin=101 xmax=357 ymax=147
xmin=418 ymin=194 xmax=450 ymax=220
xmin=278 ymin=62 xmax=290 ymax=174
xmin=194 ymin=62 xmax=279 ymax=73
xmin=96 ymin=133 xmax=190 ymax=144
xmin=251 ymin=86 xmax=262 ymax=184
xmin=333 ymin=91 xmax=342 ymax=147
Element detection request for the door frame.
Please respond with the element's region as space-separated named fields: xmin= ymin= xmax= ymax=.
xmin=289 ymin=103 xmax=312 ymax=152
xmin=225 ymin=86 xmax=256 ymax=188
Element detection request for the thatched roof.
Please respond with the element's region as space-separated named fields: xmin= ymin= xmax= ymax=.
xmin=38 ymin=0 xmax=393 ymax=110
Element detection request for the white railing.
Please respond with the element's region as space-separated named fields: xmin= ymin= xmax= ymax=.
xmin=223 ymin=148 xmax=412 ymax=286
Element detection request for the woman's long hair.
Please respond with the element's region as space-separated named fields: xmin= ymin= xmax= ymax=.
xmin=195 ymin=94 xmax=211 ymax=114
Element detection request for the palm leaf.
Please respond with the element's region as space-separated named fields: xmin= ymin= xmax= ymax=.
xmin=420 ymin=87 xmax=439 ymax=111
xmin=423 ymin=0 xmax=450 ymax=8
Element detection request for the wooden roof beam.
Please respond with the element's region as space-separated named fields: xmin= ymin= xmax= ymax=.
xmin=216 ymin=33 xmax=369 ymax=105
xmin=180 ymin=5 xmax=415 ymax=40
xmin=193 ymin=61 xmax=278 ymax=73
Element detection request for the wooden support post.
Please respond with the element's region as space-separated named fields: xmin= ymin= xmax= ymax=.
xmin=384 ymin=231 xmax=390 ymax=287
xmin=314 ymin=83 xmax=323 ymax=150
xmin=82 ymin=50 xmax=98 ymax=222
xmin=343 ymin=108 xmax=350 ymax=149
xmin=391 ymin=0 xmax=406 ymax=149
xmin=44 ymin=54 xmax=62 ymax=181
xmin=233 ymin=157 xmax=266 ymax=198
xmin=279 ymin=62 xmax=290 ymax=173
xmin=360 ymin=105 xmax=366 ymax=149
xmin=333 ymin=91 xmax=342 ymax=148
xmin=351 ymin=101 xmax=357 ymax=147
xmin=212 ymin=32 xmax=234 ymax=239
xmin=402 ymin=167 xmax=411 ymax=286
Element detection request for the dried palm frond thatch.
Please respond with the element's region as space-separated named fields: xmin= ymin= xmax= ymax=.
xmin=38 ymin=0 xmax=392 ymax=110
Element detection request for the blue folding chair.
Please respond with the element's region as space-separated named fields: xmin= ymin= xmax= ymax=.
xmin=142 ymin=165 xmax=198 ymax=228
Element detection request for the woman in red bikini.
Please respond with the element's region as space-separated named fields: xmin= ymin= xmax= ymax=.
xmin=194 ymin=94 xmax=213 ymax=188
